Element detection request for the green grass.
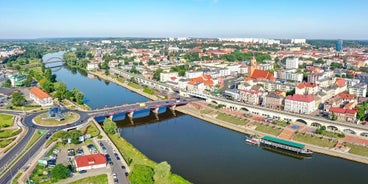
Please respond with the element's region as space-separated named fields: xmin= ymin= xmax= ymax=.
xmin=253 ymin=122 xmax=283 ymax=136
xmin=109 ymin=133 xmax=190 ymax=184
xmin=200 ymin=109 xmax=213 ymax=114
xmin=117 ymin=77 xmax=125 ymax=83
xmin=0 ymin=137 xmax=16 ymax=148
xmin=272 ymin=120 xmax=289 ymax=127
xmin=68 ymin=174 xmax=108 ymax=184
xmin=293 ymin=132 xmax=337 ymax=148
xmin=33 ymin=112 xmax=80 ymax=126
xmin=0 ymin=128 xmax=21 ymax=138
xmin=0 ymin=114 xmax=14 ymax=128
xmin=216 ymin=113 xmax=248 ymax=125
xmin=128 ymin=82 xmax=142 ymax=89
xmin=12 ymin=172 xmax=22 ymax=184
xmin=143 ymin=88 xmax=155 ymax=95
xmin=11 ymin=105 xmax=42 ymax=111
xmin=344 ymin=143 xmax=368 ymax=157
xmin=29 ymin=165 xmax=53 ymax=184
xmin=80 ymin=122 xmax=100 ymax=137
xmin=25 ymin=131 xmax=43 ymax=150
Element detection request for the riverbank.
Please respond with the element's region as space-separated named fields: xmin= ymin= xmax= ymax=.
xmin=89 ymin=70 xmax=368 ymax=164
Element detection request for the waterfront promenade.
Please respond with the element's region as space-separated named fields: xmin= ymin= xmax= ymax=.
xmin=90 ymin=71 xmax=368 ymax=164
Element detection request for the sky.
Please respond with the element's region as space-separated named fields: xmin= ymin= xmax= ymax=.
xmin=0 ymin=0 xmax=367 ymax=39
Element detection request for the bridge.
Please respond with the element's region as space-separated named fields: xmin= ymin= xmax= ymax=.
xmin=110 ymin=68 xmax=179 ymax=93
xmin=182 ymin=90 xmax=368 ymax=137
xmin=88 ymin=98 xmax=193 ymax=122
xmin=43 ymin=57 xmax=65 ymax=68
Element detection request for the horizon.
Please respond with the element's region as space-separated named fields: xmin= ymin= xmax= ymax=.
xmin=1 ymin=0 xmax=368 ymax=39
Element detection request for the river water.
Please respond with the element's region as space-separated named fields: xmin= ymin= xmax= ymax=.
xmin=44 ymin=52 xmax=368 ymax=184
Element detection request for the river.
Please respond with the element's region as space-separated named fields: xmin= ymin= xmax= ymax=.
xmin=44 ymin=52 xmax=368 ymax=184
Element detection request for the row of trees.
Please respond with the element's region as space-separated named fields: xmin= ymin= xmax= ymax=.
xmin=221 ymin=51 xmax=271 ymax=63
xmin=63 ymin=50 xmax=89 ymax=70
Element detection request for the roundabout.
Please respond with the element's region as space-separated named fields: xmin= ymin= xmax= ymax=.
xmin=33 ymin=111 xmax=80 ymax=127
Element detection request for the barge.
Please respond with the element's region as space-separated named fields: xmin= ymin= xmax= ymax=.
xmin=260 ymin=136 xmax=313 ymax=156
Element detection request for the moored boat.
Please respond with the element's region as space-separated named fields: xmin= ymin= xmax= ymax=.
xmin=245 ymin=135 xmax=260 ymax=145
xmin=260 ymin=136 xmax=313 ymax=156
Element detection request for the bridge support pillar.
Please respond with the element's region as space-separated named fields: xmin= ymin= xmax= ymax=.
xmin=169 ymin=105 xmax=176 ymax=111
xmin=127 ymin=112 xmax=134 ymax=118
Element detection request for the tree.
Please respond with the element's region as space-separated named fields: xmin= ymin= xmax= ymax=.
xmin=63 ymin=52 xmax=77 ymax=66
xmin=331 ymin=111 xmax=337 ymax=121
xmin=11 ymin=92 xmax=26 ymax=106
xmin=4 ymin=79 xmax=11 ymax=88
xmin=154 ymin=162 xmax=171 ymax=181
xmin=69 ymin=130 xmax=82 ymax=144
xmin=102 ymin=119 xmax=117 ymax=135
xmin=51 ymin=164 xmax=70 ymax=181
xmin=128 ymin=164 xmax=154 ymax=184
xmin=42 ymin=81 xmax=55 ymax=93
xmin=153 ymin=68 xmax=163 ymax=81
xmin=24 ymin=75 xmax=33 ymax=87
xmin=71 ymin=88 xmax=84 ymax=105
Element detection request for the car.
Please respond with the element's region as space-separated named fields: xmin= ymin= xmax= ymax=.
xmin=109 ymin=161 xmax=114 ymax=165
xmin=121 ymin=165 xmax=126 ymax=169
xmin=79 ymin=170 xmax=87 ymax=174
xmin=125 ymin=172 xmax=129 ymax=176
xmin=99 ymin=142 xmax=104 ymax=147
xmin=113 ymin=173 xmax=118 ymax=183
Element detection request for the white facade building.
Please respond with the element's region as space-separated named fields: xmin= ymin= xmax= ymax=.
xmin=284 ymin=94 xmax=316 ymax=114
xmin=286 ymin=58 xmax=299 ymax=69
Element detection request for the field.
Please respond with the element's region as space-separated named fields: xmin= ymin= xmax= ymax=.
xmin=0 ymin=114 xmax=14 ymax=128
xmin=293 ymin=132 xmax=337 ymax=148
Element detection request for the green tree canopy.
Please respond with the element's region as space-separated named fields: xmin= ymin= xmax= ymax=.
xmin=129 ymin=164 xmax=154 ymax=184
xmin=102 ymin=119 xmax=117 ymax=135
xmin=51 ymin=164 xmax=70 ymax=182
xmin=11 ymin=91 xmax=26 ymax=106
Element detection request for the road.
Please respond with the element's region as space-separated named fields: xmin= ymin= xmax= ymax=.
xmin=101 ymin=140 xmax=130 ymax=184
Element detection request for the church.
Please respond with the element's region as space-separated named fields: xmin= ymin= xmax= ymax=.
xmin=247 ymin=56 xmax=275 ymax=81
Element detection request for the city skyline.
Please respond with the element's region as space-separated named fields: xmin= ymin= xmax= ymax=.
xmin=1 ymin=0 xmax=368 ymax=39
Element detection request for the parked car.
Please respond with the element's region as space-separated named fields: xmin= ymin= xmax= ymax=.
xmin=79 ymin=170 xmax=87 ymax=174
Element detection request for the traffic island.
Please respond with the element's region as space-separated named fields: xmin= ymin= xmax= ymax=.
xmin=33 ymin=112 xmax=80 ymax=126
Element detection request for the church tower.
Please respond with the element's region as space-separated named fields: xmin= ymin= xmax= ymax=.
xmin=248 ymin=55 xmax=258 ymax=77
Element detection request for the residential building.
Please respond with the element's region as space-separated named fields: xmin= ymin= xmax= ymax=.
xmin=86 ymin=62 xmax=99 ymax=70
xmin=295 ymin=82 xmax=319 ymax=95
xmin=29 ymin=87 xmax=53 ymax=106
xmin=349 ymin=83 xmax=367 ymax=97
xmin=284 ymin=94 xmax=316 ymax=114
xmin=185 ymin=71 xmax=203 ymax=79
xmin=285 ymin=58 xmax=299 ymax=69
xmin=261 ymin=81 xmax=296 ymax=92
xmin=9 ymin=74 xmax=26 ymax=87
xmin=291 ymin=39 xmax=306 ymax=44
xmin=239 ymin=90 xmax=262 ymax=105
xmin=75 ymin=154 xmax=107 ymax=171
xmin=275 ymin=70 xmax=303 ymax=82
xmin=262 ymin=92 xmax=284 ymax=110
xmin=160 ymin=72 xmax=179 ymax=82
xmin=329 ymin=107 xmax=356 ymax=123
xmin=258 ymin=63 xmax=274 ymax=71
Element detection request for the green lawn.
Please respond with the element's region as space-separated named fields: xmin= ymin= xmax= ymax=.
xmin=344 ymin=143 xmax=368 ymax=157
xmin=200 ymin=109 xmax=213 ymax=114
xmin=293 ymin=132 xmax=337 ymax=148
xmin=68 ymin=174 xmax=108 ymax=184
xmin=0 ymin=128 xmax=21 ymax=138
xmin=216 ymin=113 xmax=248 ymax=125
xmin=272 ymin=120 xmax=289 ymax=127
xmin=0 ymin=114 xmax=14 ymax=128
xmin=253 ymin=122 xmax=283 ymax=136
xmin=80 ymin=122 xmax=100 ymax=137
xmin=143 ymin=88 xmax=155 ymax=95
xmin=0 ymin=137 xmax=16 ymax=148
xmin=33 ymin=112 xmax=80 ymax=126
xmin=29 ymin=165 xmax=52 ymax=184
xmin=128 ymin=82 xmax=142 ymax=89
xmin=117 ymin=77 xmax=125 ymax=83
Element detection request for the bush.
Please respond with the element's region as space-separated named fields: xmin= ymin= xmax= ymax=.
xmin=129 ymin=164 xmax=154 ymax=184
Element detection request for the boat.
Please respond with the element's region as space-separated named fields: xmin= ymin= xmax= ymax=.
xmin=245 ymin=135 xmax=260 ymax=145
xmin=260 ymin=136 xmax=313 ymax=156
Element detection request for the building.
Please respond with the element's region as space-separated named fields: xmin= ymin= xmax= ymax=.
xmin=185 ymin=71 xmax=203 ymax=79
xmin=284 ymin=94 xmax=316 ymax=114
xmin=349 ymin=83 xmax=367 ymax=97
xmin=329 ymin=107 xmax=356 ymax=123
xmin=160 ymin=72 xmax=179 ymax=82
xmin=239 ymin=90 xmax=262 ymax=105
xmin=336 ymin=39 xmax=343 ymax=52
xmin=248 ymin=56 xmax=259 ymax=77
xmin=285 ymin=58 xmax=299 ymax=69
xmin=86 ymin=62 xmax=99 ymax=70
xmin=291 ymin=39 xmax=306 ymax=44
xmin=29 ymin=87 xmax=53 ymax=106
xmin=75 ymin=154 xmax=107 ymax=171
xmin=275 ymin=70 xmax=303 ymax=82
xmin=262 ymin=92 xmax=284 ymax=110
xmin=295 ymin=82 xmax=319 ymax=95
xmin=9 ymin=74 xmax=26 ymax=87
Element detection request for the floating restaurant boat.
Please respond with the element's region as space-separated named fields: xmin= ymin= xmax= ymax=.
xmin=260 ymin=136 xmax=313 ymax=156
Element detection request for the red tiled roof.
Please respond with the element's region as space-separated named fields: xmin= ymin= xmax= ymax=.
xmin=338 ymin=93 xmax=355 ymax=100
xmin=329 ymin=107 xmax=357 ymax=114
xmin=29 ymin=87 xmax=50 ymax=99
xmin=250 ymin=69 xmax=275 ymax=81
xmin=75 ymin=154 xmax=106 ymax=168
xmin=170 ymin=76 xmax=177 ymax=81
xmin=285 ymin=94 xmax=314 ymax=102
xmin=188 ymin=77 xmax=203 ymax=85
xmin=335 ymin=78 xmax=346 ymax=87
xmin=203 ymin=79 xmax=214 ymax=86
xmin=297 ymin=82 xmax=317 ymax=89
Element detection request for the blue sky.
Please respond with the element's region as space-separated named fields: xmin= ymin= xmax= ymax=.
xmin=0 ymin=0 xmax=367 ymax=39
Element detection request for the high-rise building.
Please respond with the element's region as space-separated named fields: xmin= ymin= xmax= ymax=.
xmin=336 ymin=39 xmax=343 ymax=52
xmin=285 ymin=58 xmax=299 ymax=69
